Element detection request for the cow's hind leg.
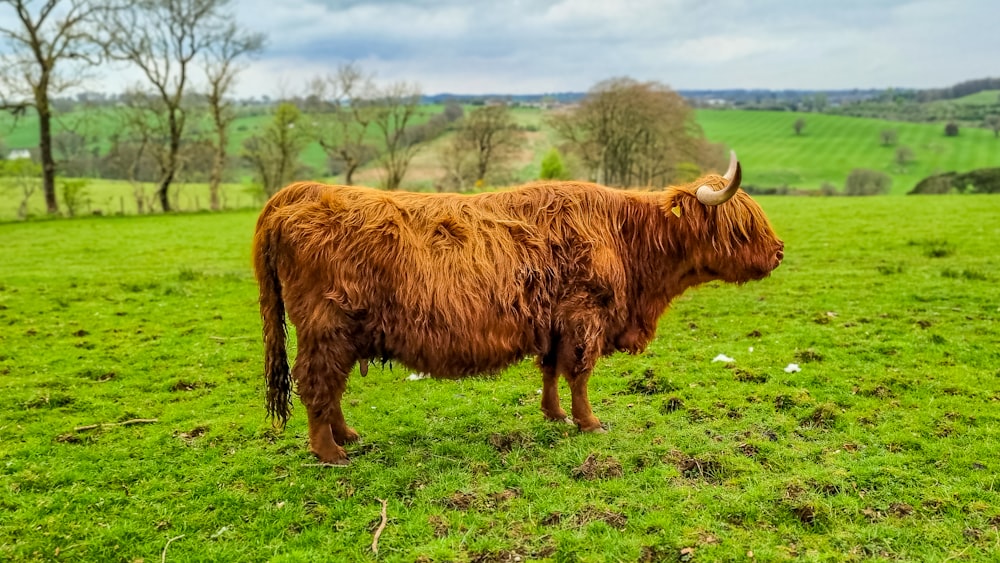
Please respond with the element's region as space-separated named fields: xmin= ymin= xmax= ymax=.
xmin=294 ymin=334 xmax=357 ymax=464
xmin=566 ymin=369 xmax=604 ymax=433
xmin=537 ymin=352 xmax=569 ymax=422
xmin=556 ymin=324 xmax=605 ymax=433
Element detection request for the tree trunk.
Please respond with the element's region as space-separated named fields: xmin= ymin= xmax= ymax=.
xmin=36 ymin=97 xmax=59 ymax=215
xmin=159 ymin=109 xmax=182 ymax=212
xmin=209 ymin=130 xmax=225 ymax=210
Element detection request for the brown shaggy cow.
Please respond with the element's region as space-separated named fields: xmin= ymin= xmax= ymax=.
xmin=254 ymin=152 xmax=783 ymax=464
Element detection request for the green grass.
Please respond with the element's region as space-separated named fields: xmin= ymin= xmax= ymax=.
xmin=0 ymin=178 xmax=261 ymax=221
xmin=948 ymin=90 xmax=1000 ymax=105
xmin=2 ymin=195 xmax=999 ymax=561
xmin=697 ymin=110 xmax=1000 ymax=193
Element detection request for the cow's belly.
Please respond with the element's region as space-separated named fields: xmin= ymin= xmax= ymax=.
xmin=374 ymin=311 xmax=543 ymax=378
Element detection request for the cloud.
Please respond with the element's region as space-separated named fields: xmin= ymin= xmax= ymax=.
xmin=3 ymin=0 xmax=997 ymax=96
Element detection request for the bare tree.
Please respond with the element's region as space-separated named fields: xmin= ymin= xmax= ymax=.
xmin=204 ymin=23 xmax=263 ymax=210
xmin=310 ymin=64 xmax=376 ymax=186
xmin=550 ymin=77 xmax=717 ymax=187
xmin=455 ymin=103 xmax=522 ymax=183
xmin=102 ymin=0 xmax=240 ymax=212
xmin=0 ymin=0 xmax=105 ymax=215
xmin=242 ymin=102 xmax=310 ymax=197
xmin=370 ymin=81 xmax=422 ymax=190
xmin=109 ymin=89 xmax=160 ymax=213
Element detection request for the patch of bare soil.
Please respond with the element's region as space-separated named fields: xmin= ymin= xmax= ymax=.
xmin=572 ymin=453 xmax=623 ymax=480
xmin=487 ymin=431 xmax=533 ymax=453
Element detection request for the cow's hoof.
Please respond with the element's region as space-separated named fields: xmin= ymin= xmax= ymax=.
xmin=311 ymin=445 xmax=349 ymax=465
xmin=543 ymin=412 xmax=572 ymax=425
xmin=576 ymin=419 xmax=606 ymax=433
xmin=334 ymin=426 xmax=361 ymax=444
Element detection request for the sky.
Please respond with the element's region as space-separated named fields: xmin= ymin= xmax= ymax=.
xmin=3 ymin=0 xmax=999 ymax=97
xmin=228 ymin=0 xmax=1000 ymax=97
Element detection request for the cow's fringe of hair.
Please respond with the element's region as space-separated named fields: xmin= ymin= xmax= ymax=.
xmin=663 ymin=175 xmax=777 ymax=259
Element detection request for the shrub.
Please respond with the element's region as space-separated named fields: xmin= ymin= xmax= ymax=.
xmin=539 ymin=147 xmax=569 ymax=180
xmin=844 ymin=168 xmax=892 ymax=196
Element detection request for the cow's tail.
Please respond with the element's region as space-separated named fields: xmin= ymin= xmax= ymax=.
xmin=253 ymin=209 xmax=292 ymax=427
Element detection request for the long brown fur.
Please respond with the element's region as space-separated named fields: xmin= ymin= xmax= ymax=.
xmin=253 ymin=171 xmax=783 ymax=464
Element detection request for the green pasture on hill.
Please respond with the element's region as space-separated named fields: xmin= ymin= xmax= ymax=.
xmin=1 ymin=196 xmax=998 ymax=561
xmin=697 ymin=110 xmax=1000 ymax=193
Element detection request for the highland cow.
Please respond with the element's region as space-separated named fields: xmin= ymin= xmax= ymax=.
xmin=253 ymin=152 xmax=783 ymax=464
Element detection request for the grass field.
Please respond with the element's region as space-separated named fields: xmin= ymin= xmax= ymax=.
xmin=696 ymin=110 xmax=1000 ymax=193
xmin=2 ymin=194 xmax=999 ymax=561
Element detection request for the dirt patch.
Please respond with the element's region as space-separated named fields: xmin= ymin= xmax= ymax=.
xmin=441 ymin=489 xmax=520 ymax=511
xmin=858 ymin=384 xmax=894 ymax=398
xmin=55 ymin=433 xmax=82 ymax=444
xmin=572 ymin=453 xmax=623 ymax=480
xmin=488 ymin=431 xmax=533 ymax=453
xmin=540 ymin=512 xmax=562 ymax=526
xmin=734 ymin=369 xmax=768 ymax=384
xmin=469 ymin=550 xmax=527 ymax=563
xmin=428 ymin=514 xmax=449 ymax=538
xmin=443 ymin=492 xmax=476 ymax=510
xmin=800 ymin=403 xmax=838 ymax=428
xmin=676 ymin=454 xmax=728 ymax=482
xmin=176 ymin=426 xmax=209 ymax=442
xmin=170 ymin=380 xmax=215 ymax=392
xmin=662 ymin=396 xmax=684 ymax=413
xmin=623 ymin=368 xmax=677 ymax=395
xmin=794 ymin=348 xmax=824 ymax=363
xmin=792 ymin=504 xmax=818 ymax=525
xmin=737 ymin=443 xmax=759 ymax=458
xmin=72 ymin=329 xmax=89 ymax=337
xmin=889 ymin=503 xmax=914 ymax=517
xmin=576 ymin=506 xmax=628 ymax=529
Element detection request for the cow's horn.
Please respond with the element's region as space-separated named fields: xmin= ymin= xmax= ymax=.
xmin=696 ymin=151 xmax=741 ymax=206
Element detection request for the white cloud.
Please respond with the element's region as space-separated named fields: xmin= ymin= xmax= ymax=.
xmin=3 ymin=0 xmax=997 ymax=96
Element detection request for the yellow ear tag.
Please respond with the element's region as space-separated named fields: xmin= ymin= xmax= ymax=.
xmin=671 ymin=205 xmax=682 ymax=218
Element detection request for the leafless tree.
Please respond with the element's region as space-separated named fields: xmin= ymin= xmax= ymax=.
xmin=550 ymin=77 xmax=719 ymax=187
xmin=309 ymin=64 xmax=376 ymax=186
xmin=102 ymin=0 xmax=243 ymax=212
xmin=0 ymin=0 xmax=106 ymax=215
xmin=241 ymin=102 xmax=310 ymax=197
xmin=204 ymin=23 xmax=264 ymax=210
xmin=370 ymin=81 xmax=422 ymax=190
xmin=454 ymin=103 xmax=522 ymax=184
xmin=109 ymin=89 xmax=160 ymax=213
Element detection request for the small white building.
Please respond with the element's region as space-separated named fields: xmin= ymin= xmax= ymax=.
xmin=7 ymin=149 xmax=31 ymax=160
